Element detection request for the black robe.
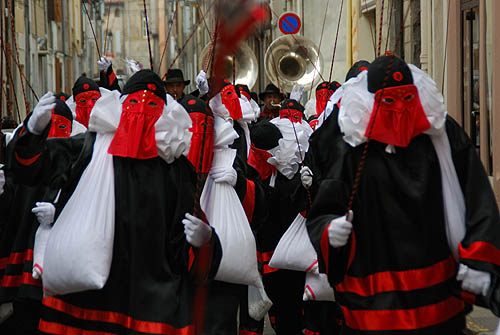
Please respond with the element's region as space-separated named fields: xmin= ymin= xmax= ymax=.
xmin=9 ymin=128 xmax=222 ymax=335
xmin=306 ymin=116 xmax=500 ymax=334
xmin=203 ymin=120 xmax=269 ymax=335
xmin=0 ymin=124 xmax=66 ymax=303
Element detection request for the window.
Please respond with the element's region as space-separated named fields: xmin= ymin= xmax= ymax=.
xmin=460 ymin=0 xmax=492 ymax=172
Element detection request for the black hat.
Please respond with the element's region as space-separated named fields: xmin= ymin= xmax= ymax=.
xmin=329 ymin=81 xmax=341 ymax=92
xmin=178 ymin=95 xmax=210 ymax=116
xmin=54 ymin=98 xmax=74 ymax=122
xmin=55 ymin=92 xmax=71 ymax=102
xmin=259 ymin=83 xmax=283 ymax=101
xmin=122 ymin=69 xmax=167 ymax=103
xmin=235 ymin=84 xmax=251 ymax=100
xmin=316 ymin=81 xmax=330 ymax=92
xmin=250 ymin=119 xmax=283 ymax=150
xmin=163 ymin=69 xmax=190 ymax=85
xmin=250 ymin=92 xmax=259 ymax=103
xmin=280 ymin=99 xmax=304 ymax=114
xmin=367 ymin=55 xmax=413 ymax=93
xmin=72 ymin=76 xmax=99 ymax=97
xmin=345 ymin=60 xmax=370 ymax=81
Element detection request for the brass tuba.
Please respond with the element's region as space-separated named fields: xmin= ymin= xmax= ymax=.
xmin=264 ymin=35 xmax=323 ymax=93
xmin=198 ymin=42 xmax=258 ymax=89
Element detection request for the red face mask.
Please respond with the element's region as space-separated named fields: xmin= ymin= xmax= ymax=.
xmin=75 ymin=90 xmax=101 ymax=127
xmin=108 ymin=90 xmax=164 ymax=159
xmin=247 ymin=144 xmax=276 ymax=180
xmin=364 ymin=85 xmax=430 ymax=147
xmin=279 ymin=108 xmax=303 ymax=123
xmin=315 ymin=88 xmax=331 ymax=117
xmin=221 ymin=85 xmax=243 ymax=120
xmin=48 ymin=112 xmax=72 ymax=138
xmin=187 ymin=112 xmax=215 ymax=174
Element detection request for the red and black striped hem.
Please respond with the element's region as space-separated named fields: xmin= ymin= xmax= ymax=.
xmin=40 ymin=297 xmax=194 ymax=335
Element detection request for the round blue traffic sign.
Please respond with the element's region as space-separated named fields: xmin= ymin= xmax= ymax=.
xmin=279 ymin=12 xmax=301 ymax=35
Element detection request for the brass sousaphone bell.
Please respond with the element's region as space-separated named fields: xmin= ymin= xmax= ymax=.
xmin=198 ymin=42 xmax=258 ymax=89
xmin=264 ymin=35 xmax=323 ymax=93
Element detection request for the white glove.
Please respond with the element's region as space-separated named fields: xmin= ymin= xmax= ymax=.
xmin=28 ymin=92 xmax=56 ymax=135
xmin=328 ymin=210 xmax=353 ymax=248
xmin=196 ymin=70 xmax=209 ymax=95
xmin=210 ymin=166 xmax=237 ymax=186
xmin=183 ymin=213 xmax=212 ymax=247
xmin=290 ymin=84 xmax=305 ymax=102
xmin=300 ymin=166 xmax=313 ymax=188
xmin=97 ymin=56 xmax=112 ymax=73
xmin=0 ymin=170 xmax=5 ymax=196
xmin=31 ymin=202 xmax=56 ymax=226
xmin=457 ymin=263 xmax=491 ymax=296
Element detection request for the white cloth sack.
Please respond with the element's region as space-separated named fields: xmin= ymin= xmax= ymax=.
xmin=248 ymin=282 xmax=273 ymax=321
xmin=430 ymin=131 xmax=466 ymax=261
xmin=0 ymin=303 xmax=13 ymax=325
xmin=269 ymin=213 xmax=318 ymax=272
xmin=200 ymin=148 xmax=261 ymax=287
xmin=42 ymin=133 xmax=115 ymax=295
xmin=303 ymin=271 xmax=335 ymax=302
xmin=32 ymin=222 xmax=51 ymax=279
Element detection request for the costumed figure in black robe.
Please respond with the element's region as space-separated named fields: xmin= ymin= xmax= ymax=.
xmin=300 ymin=61 xmax=371 ymax=205
xmin=0 ymin=94 xmax=75 ymax=334
xmin=306 ymin=55 xmax=500 ymax=334
xmin=97 ymin=56 xmax=122 ymax=93
xmin=197 ymin=79 xmax=269 ymax=335
xmin=8 ymin=70 xmax=222 ymax=335
xmin=304 ymin=81 xmax=341 ymax=131
xmin=248 ymin=99 xmax=313 ymax=335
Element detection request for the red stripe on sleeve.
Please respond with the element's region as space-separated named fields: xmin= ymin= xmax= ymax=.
xmin=459 ymin=241 xmax=500 ymax=267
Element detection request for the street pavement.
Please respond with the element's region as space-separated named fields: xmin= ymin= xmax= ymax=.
xmin=467 ymin=306 xmax=499 ymax=335
xmin=261 ymin=306 xmax=499 ymax=335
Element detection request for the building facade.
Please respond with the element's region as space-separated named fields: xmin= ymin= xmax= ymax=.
xmin=1 ymin=0 xmax=103 ymax=125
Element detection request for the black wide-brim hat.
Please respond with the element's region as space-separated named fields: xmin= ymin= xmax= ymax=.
xmin=163 ymin=68 xmax=190 ymax=85
xmin=259 ymin=83 xmax=283 ymax=101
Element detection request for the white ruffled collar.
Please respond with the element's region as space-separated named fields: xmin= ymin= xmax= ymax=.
xmin=338 ymin=65 xmax=447 ymax=148
xmin=267 ymin=118 xmax=313 ymax=179
xmin=88 ymin=89 xmax=193 ymax=163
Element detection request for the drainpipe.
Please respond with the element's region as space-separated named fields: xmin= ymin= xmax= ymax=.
xmin=24 ymin=0 xmax=31 ymax=103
